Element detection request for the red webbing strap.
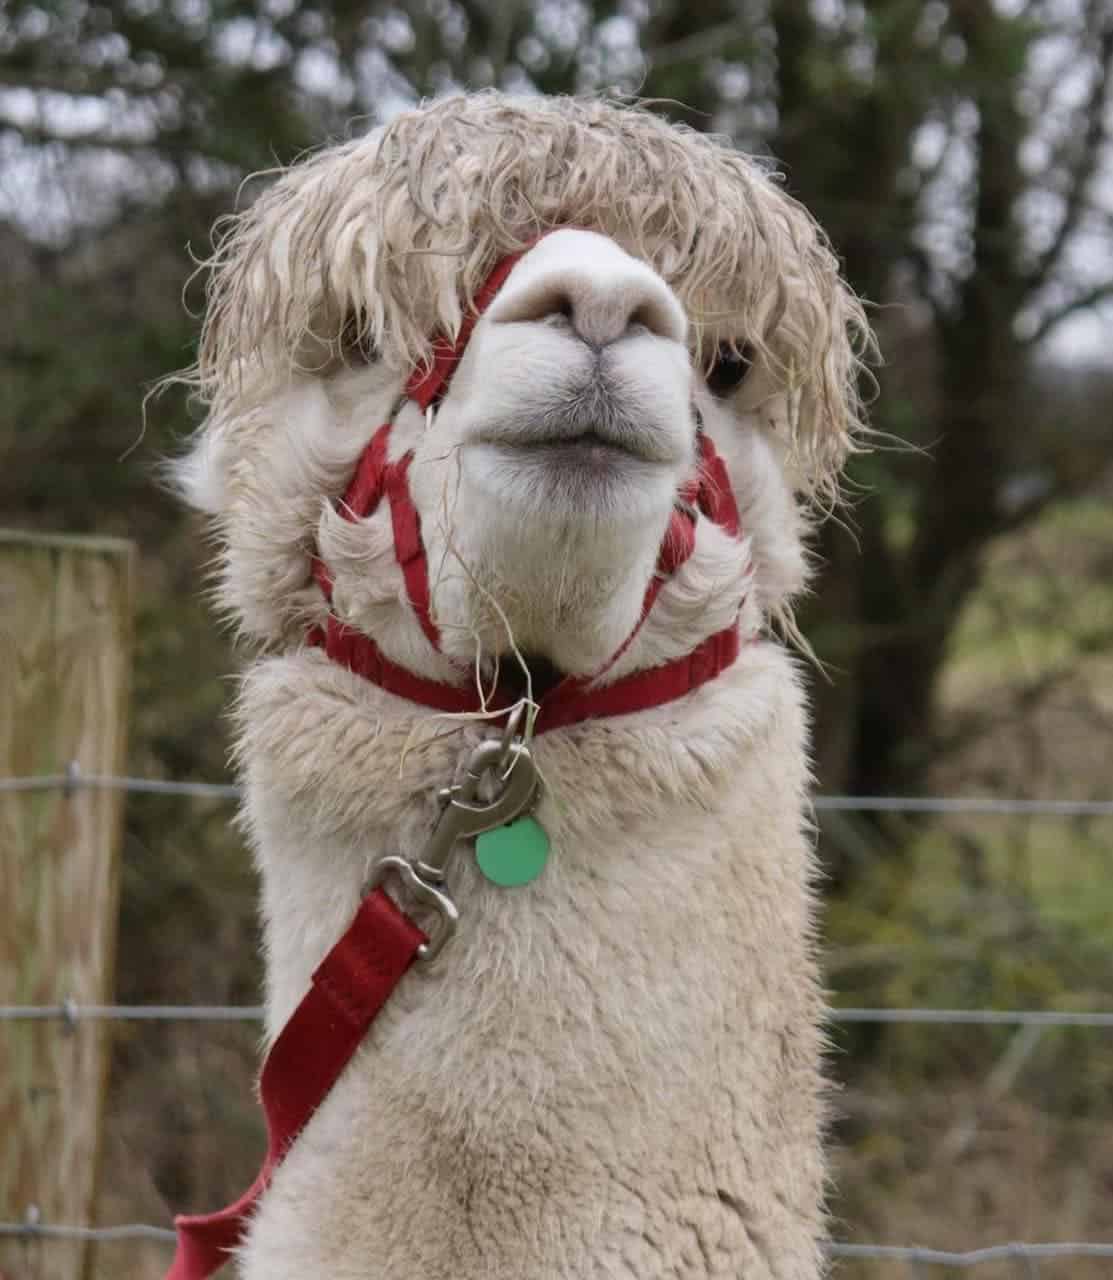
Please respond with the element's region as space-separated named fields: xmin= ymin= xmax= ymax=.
xmin=531 ymin=623 xmax=741 ymax=735
xmin=308 ymin=429 xmax=750 ymax=728
xmin=316 ymin=246 xmax=529 ymax=646
xmin=308 ymin=615 xmax=742 ymax=735
xmin=405 ymin=251 xmax=529 ymax=411
xmin=590 ymin=429 xmax=734 ymax=682
xmin=343 ymin=422 xmax=392 ymax=522
xmin=310 ymin=422 xmax=440 ymax=650
xmin=592 ymin=503 xmax=698 ymax=682
xmin=384 ymin=452 xmax=440 ymax=651
xmin=311 ymin=423 xmax=394 ymax=607
xmin=308 ymin=615 xmax=479 ymax=714
xmin=166 ymin=889 xmax=426 ymax=1280
xmin=696 ymin=432 xmax=741 ymax=536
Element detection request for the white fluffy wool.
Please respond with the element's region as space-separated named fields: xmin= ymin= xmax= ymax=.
xmin=174 ymin=92 xmax=870 ymax=1278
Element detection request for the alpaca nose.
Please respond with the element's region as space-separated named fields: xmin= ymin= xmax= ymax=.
xmin=487 ymin=230 xmax=688 ymax=348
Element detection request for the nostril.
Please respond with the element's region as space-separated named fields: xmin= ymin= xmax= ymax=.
xmin=629 ymin=301 xmax=674 ymax=339
xmin=562 ymin=291 xmax=679 ymax=346
xmin=496 ymin=283 xmax=577 ymax=326
xmin=489 ymin=258 xmax=687 ymax=346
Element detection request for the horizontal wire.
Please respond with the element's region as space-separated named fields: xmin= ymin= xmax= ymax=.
xmin=832 ymin=1007 xmax=1113 ymax=1028
xmin=2 ymin=770 xmax=1113 ymax=815
xmin=2 ymin=1004 xmax=1112 ymax=1027
xmin=0 ymin=771 xmax=239 ymax=798
xmin=0 ymin=1222 xmax=177 ymax=1243
xmin=2 ymin=1222 xmax=1110 ymax=1263
xmin=828 ymin=1240 xmax=1113 ymax=1264
xmin=0 ymin=1003 xmax=264 ymax=1022
xmin=814 ymin=794 xmax=1113 ymax=817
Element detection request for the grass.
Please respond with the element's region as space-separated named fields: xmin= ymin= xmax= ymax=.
xmin=825 ymin=494 xmax=1113 ymax=1273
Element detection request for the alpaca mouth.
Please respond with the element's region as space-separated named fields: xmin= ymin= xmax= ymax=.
xmin=473 ymin=408 xmax=678 ymax=466
xmin=471 ymin=364 xmax=684 ymax=467
xmin=500 ymin=430 xmax=648 ymax=463
xmin=472 ymin=432 xmax=665 ymax=492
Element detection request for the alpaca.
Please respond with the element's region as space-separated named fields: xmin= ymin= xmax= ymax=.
xmin=173 ymin=93 xmax=870 ymax=1280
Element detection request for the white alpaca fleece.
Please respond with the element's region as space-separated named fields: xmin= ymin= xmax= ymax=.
xmin=174 ymin=92 xmax=871 ymax=1278
xmin=234 ymin=647 xmax=826 ymax=1280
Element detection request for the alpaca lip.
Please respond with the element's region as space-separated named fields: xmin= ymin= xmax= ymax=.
xmin=519 ymin=431 xmax=647 ymax=461
xmin=475 ymin=428 xmax=665 ymax=465
xmin=471 ymin=367 xmax=680 ymax=465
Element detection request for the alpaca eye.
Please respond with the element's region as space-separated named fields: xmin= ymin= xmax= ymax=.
xmin=707 ymin=342 xmax=753 ymax=397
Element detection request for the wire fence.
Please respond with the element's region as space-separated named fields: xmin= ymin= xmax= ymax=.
xmin=5 ymin=768 xmax=1113 ymax=1271
xmin=4 ymin=765 xmax=1113 ymax=815
xmin=4 ymin=1001 xmax=1113 ymax=1027
xmin=2 ymin=1219 xmax=1112 ymax=1268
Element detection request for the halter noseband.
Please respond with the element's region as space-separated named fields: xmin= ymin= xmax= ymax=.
xmin=307 ymin=239 xmax=749 ymax=733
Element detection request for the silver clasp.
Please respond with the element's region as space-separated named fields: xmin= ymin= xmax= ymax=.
xmin=367 ymin=712 xmax=539 ymax=963
xmin=416 ymin=739 xmax=538 ymax=883
xmin=365 ymin=855 xmax=461 ymax=963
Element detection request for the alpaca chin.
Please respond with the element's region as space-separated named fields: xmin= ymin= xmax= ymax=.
xmin=412 ymin=449 xmax=674 ymax=673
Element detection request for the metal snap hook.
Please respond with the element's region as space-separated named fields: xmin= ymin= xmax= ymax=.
xmin=365 ymin=725 xmax=541 ymax=964
xmin=365 ymin=856 xmax=460 ymax=964
xmin=414 ymin=739 xmax=539 ymax=883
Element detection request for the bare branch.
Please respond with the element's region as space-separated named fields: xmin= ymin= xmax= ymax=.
xmin=1023 ymin=279 xmax=1113 ymax=345
xmin=904 ymin=242 xmax=951 ymax=320
xmin=1024 ymin=8 xmax=1113 ymax=294
xmin=0 ymin=67 xmax=169 ymax=96
xmin=488 ymin=0 xmax=529 ymax=85
xmin=644 ymin=21 xmax=750 ymax=71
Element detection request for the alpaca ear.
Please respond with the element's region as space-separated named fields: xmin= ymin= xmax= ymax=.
xmin=172 ymin=423 xmax=234 ymax=515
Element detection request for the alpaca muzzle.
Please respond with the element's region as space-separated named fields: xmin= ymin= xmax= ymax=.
xmin=307 ymin=238 xmax=750 ymax=731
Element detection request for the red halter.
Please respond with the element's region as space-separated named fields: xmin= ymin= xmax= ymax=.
xmin=307 ymin=243 xmax=747 ymax=732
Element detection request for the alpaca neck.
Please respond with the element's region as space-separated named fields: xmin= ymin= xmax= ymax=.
xmin=236 ymin=643 xmax=806 ymax=1045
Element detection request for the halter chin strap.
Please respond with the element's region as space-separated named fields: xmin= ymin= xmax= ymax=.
xmin=307 ymin=243 xmax=748 ymax=733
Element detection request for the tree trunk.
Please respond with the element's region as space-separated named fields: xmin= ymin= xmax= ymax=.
xmin=770 ymin=2 xmax=1033 ymax=886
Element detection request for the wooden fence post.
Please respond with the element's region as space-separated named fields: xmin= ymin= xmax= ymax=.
xmin=0 ymin=530 xmax=135 ymax=1280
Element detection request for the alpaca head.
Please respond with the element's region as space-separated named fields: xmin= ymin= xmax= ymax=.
xmin=176 ymin=93 xmax=871 ymax=686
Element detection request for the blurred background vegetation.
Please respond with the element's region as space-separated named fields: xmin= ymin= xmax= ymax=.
xmin=2 ymin=0 xmax=1112 ymax=1275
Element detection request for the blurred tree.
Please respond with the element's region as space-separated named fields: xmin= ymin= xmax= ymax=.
xmin=634 ymin=2 xmax=1113 ymax=879
xmin=753 ymin=1 xmax=1113 ymax=837
xmin=2 ymin=0 xmax=1112 ymax=869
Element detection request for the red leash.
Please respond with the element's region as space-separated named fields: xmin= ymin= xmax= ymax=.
xmin=166 ymin=890 xmax=426 ymax=1278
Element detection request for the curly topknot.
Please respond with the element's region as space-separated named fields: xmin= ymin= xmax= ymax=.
xmin=193 ymin=91 xmax=872 ymax=499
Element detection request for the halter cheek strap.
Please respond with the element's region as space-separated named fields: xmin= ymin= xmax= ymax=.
xmin=307 ymin=243 xmax=749 ymax=731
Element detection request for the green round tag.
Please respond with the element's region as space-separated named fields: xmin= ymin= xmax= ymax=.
xmin=476 ymin=816 xmax=550 ymax=887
